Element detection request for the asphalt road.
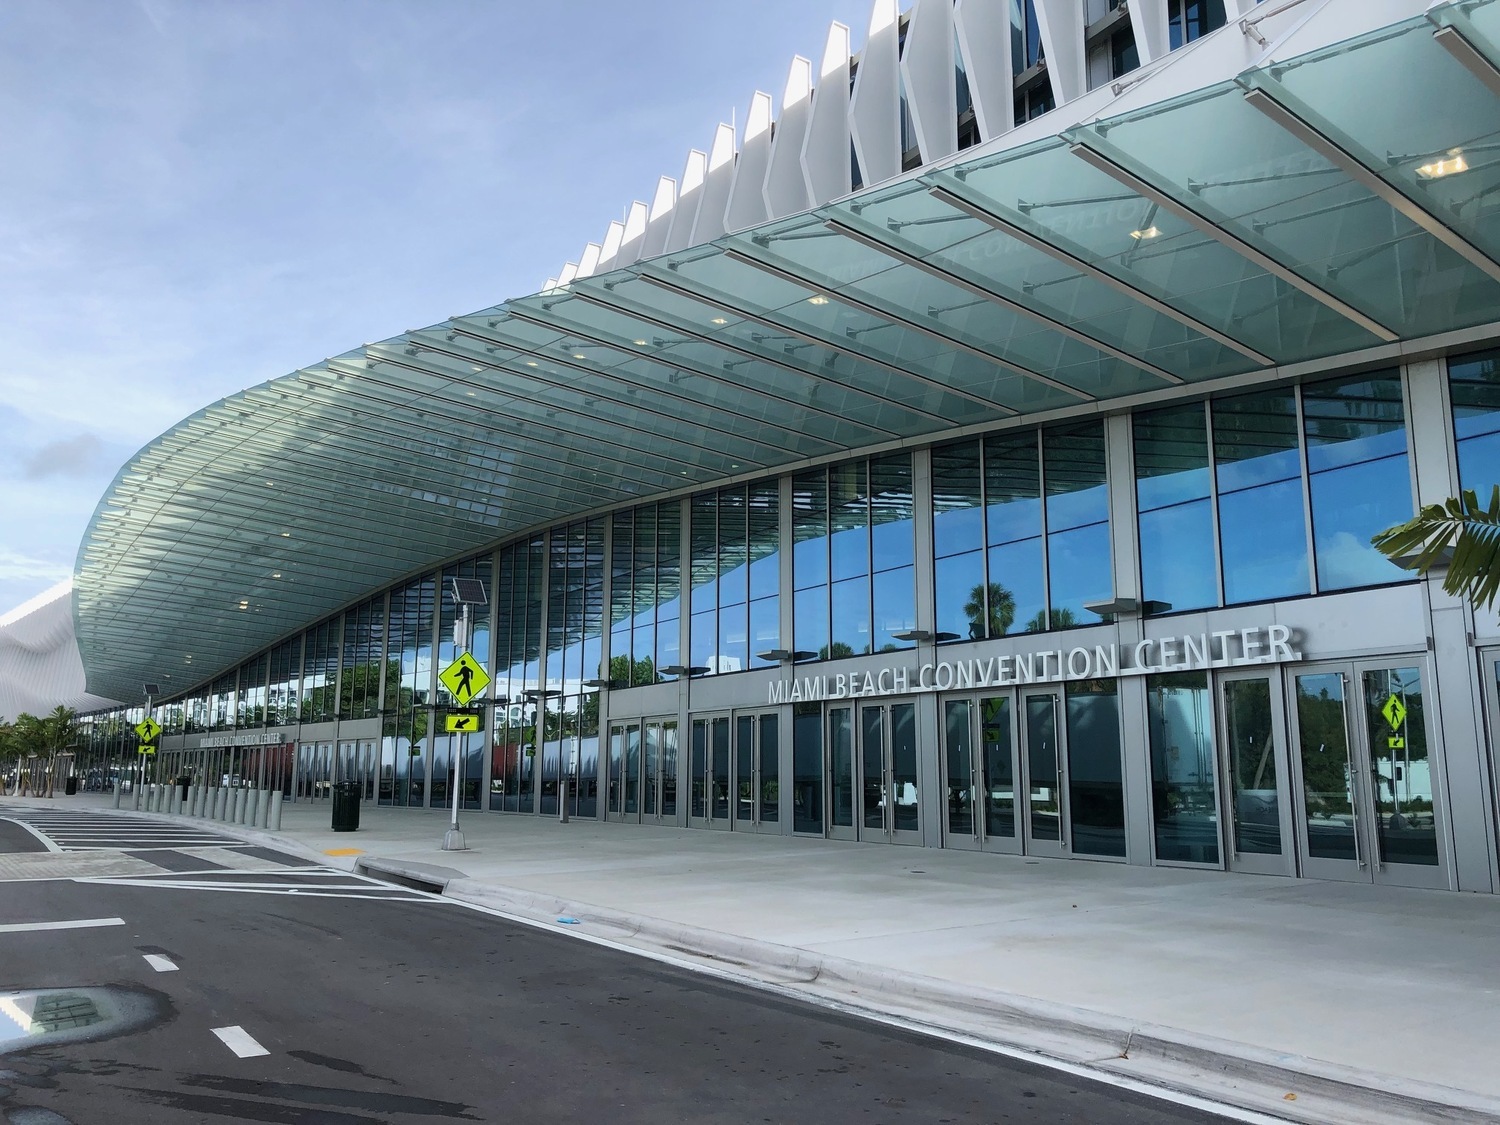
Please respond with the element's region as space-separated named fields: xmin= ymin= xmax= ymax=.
xmin=0 ymin=816 xmax=1240 ymax=1124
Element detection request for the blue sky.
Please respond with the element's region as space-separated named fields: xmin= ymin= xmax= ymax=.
xmin=0 ymin=0 xmax=871 ymax=613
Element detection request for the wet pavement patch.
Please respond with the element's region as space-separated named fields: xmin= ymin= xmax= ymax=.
xmin=0 ymin=987 xmax=169 ymax=1056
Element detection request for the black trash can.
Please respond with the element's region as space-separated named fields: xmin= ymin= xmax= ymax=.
xmin=64 ymin=776 xmax=78 ymax=796
xmin=332 ymin=780 xmax=361 ymax=832
xmin=178 ymin=776 xmax=191 ymax=802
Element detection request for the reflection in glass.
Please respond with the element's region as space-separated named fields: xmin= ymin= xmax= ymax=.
xmin=625 ymin=724 xmax=641 ymax=817
xmin=1363 ymin=667 xmax=1437 ymax=867
xmin=1215 ymin=390 xmax=1309 ymax=603
xmin=861 ymin=706 xmax=885 ymax=832
xmin=1450 ymin=348 xmax=1500 ymax=495
xmin=1044 ymin=422 xmax=1110 ymax=629
xmin=736 ymin=716 xmax=755 ymax=822
xmin=1223 ymin=678 xmax=1282 ymax=855
xmin=793 ymin=703 xmax=823 ymax=834
xmin=690 ymin=719 xmax=707 ymax=818
xmin=1295 ymin=672 xmax=1357 ymax=862
xmin=1024 ymin=695 xmax=1060 ymax=843
xmin=643 ymin=723 xmax=659 ymax=817
xmin=891 ymin=703 xmax=919 ymax=833
xmin=1147 ymin=672 xmax=1219 ymax=864
xmin=711 ymin=717 xmax=731 ymax=820
xmin=1303 ymin=372 xmax=1411 ymax=591
xmin=661 ymin=721 xmax=678 ymax=818
xmin=1067 ymin=681 xmax=1125 ymax=858
xmin=759 ymin=716 xmax=779 ymax=823
xmin=986 ymin=433 xmax=1046 ymax=635
xmin=945 ymin=699 xmax=975 ymax=837
xmin=1136 ymin=404 xmax=1216 ymax=612
xmin=829 ymin=706 xmax=854 ymax=828
xmin=981 ymin=697 xmax=1015 ymax=838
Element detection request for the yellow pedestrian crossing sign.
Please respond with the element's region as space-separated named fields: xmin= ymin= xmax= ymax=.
xmin=439 ymin=651 xmax=490 ymax=706
xmin=445 ymin=713 xmax=482 ymax=733
xmin=134 ymin=717 xmax=161 ymax=743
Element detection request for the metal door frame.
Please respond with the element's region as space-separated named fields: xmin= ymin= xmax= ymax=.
xmin=1287 ymin=657 xmax=1450 ymax=890
xmin=941 ymin=693 xmax=1023 ymax=854
xmin=687 ymin=713 xmax=732 ymax=830
xmin=1020 ymin=689 xmax=1068 ymax=859
xmin=1216 ymin=669 xmax=1296 ymax=878
xmin=853 ymin=700 xmax=922 ymax=846
xmin=730 ymin=711 xmax=781 ymax=834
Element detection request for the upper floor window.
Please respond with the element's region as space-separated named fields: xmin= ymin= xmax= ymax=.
xmin=1169 ymin=0 xmax=1227 ymax=50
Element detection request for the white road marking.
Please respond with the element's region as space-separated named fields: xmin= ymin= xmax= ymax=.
xmin=0 ymin=917 xmax=127 ymax=933
xmin=212 ymin=1025 xmax=269 ymax=1058
xmin=143 ymin=954 xmax=178 ymax=972
xmin=0 ymin=818 xmax=62 ymax=853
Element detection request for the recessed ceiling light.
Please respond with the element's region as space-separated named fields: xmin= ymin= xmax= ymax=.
xmin=525 ymin=360 xmax=539 ymax=367
xmin=633 ymin=339 xmax=648 ymax=346
xmin=710 ymin=317 xmax=728 ymax=325
xmin=807 ymin=295 xmax=830 ymax=305
xmin=1129 ymin=226 xmax=1161 ymax=240
xmin=572 ymin=353 xmax=587 ymax=360
xmin=1416 ymin=149 xmax=1468 ymax=179
xmin=271 ymin=573 xmax=282 ymax=579
xmin=281 ymin=532 xmax=291 ymax=537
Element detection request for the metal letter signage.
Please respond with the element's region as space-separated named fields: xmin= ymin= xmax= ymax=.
xmin=768 ymin=624 xmax=1303 ymax=705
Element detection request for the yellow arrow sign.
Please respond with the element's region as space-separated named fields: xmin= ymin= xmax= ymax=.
xmin=445 ymin=713 xmax=481 ymax=733
xmin=439 ymin=651 xmax=491 ymax=706
xmin=134 ymin=717 xmax=162 ymax=743
xmin=139 ymin=743 xmax=157 ymax=756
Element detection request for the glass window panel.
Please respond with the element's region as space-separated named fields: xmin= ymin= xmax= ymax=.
xmin=1224 ymin=677 xmax=1282 ymax=856
xmin=690 ymin=494 xmax=718 ymax=614
xmin=1067 ymin=679 xmax=1125 ymax=858
xmin=1046 ymin=522 xmax=1111 ymax=630
xmin=1147 ymin=672 xmax=1219 ymax=865
xmin=1214 ymin=389 xmax=1309 ymax=603
xmin=793 ymin=703 xmax=824 ymax=834
xmin=718 ymin=604 xmax=748 ymax=673
xmin=830 ymin=576 xmax=871 ymax=658
xmin=872 ymin=566 xmax=915 ymax=653
xmin=1303 ymin=372 xmax=1411 ymax=591
xmin=792 ymin=470 xmax=828 ymax=591
xmin=1044 ymin=421 xmax=1109 ymax=532
xmin=829 ymin=462 xmax=870 ymax=582
xmin=936 ymin=550 xmax=986 ymax=641
xmin=1449 ymin=348 xmax=1500 ymax=496
xmin=747 ymin=481 xmax=780 ymax=603
xmin=870 ymin=454 xmax=914 ymax=573
xmin=1140 ymin=500 xmax=1218 ymax=614
xmin=1363 ymin=666 xmax=1437 ymax=868
xmin=988 ymin=539 xmax=1047 ymax=635
xmin=794 ymin=585 xmax=828 ymax=662
xmin=749 ymin=596 xmax=780 ymax=671
xmin=718 ymin=487 xmax=749 ymax=608
xmin=932 ymin=441 xmax=984 ymax=560
xmin=985 ymin=432 xmax=1042 ymax=545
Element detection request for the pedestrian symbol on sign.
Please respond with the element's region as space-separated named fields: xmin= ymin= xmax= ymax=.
xmin=439 ymin=652 xmax=491 ymax=706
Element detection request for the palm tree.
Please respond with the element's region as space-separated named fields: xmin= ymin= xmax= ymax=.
xmin=963 ymin=583 xmax=1016 ymax=639
xmin=1372 ymin=486 xmax=1500 ymax=609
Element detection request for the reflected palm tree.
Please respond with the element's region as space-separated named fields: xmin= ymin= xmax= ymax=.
xmin=1025 ymin=606 xmax=1076 ymax=633
xmin=963 ymin=583 xmax=1016 ymax=639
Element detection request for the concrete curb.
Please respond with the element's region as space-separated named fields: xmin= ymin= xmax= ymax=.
xmin=438 ymin=879 xmax=1500 ymax=1125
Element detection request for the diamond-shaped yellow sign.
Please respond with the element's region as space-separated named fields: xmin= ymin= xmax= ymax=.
xmin=445 ymin=712 xmax=482 ymax=733
xmin=134 ymin=717 xmax=161 ymax=743
xmin=439 ymin=651 xmax=490 ymax=706
xmin=1382 ymin=693 xmax=1407 ymax=731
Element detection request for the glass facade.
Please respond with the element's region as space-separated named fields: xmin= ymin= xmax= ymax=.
xmin=1449 ymin=348 xmax=1500 ymax=499
xmin=690 ymin=484 xmax=778 ymax=675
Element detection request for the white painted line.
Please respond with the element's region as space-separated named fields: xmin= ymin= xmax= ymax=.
xmin=0 ymin=818 xmax=62 ymax=853
xmin=212 ymin=1025 xmax=269 ymax=1058
xmin=0 ymin=917 xmax=126 ymax=934
xmin=143 ymin=954 xmax=178 ymax=972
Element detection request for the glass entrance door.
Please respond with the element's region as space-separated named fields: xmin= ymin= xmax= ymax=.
xmin=1290 ymin=662 xmax=1447 ymax=888
xmin=608 ymin=722 xmax=642 ymax=823
xmin=1218 ymin=672 xmax=1295 ymax=877
xmin=942 ymin=696 xmax=1019 ymax=853
xmin=1021 ymin=691 xmax=1067 ymax=858
xmin=689 ymin=715 xmax=732 ymax=829
xmin=734 ymin=713 xmax=780 ymax=833
xmin=851 ymin=702 xmax=921 ymax=845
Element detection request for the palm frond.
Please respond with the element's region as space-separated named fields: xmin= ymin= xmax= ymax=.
xmin=1372 ymin=486 xmax=1500 ymax=609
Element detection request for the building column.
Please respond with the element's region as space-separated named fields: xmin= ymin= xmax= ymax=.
xmin=1406 ymin=357 xmax=1497 ymax=892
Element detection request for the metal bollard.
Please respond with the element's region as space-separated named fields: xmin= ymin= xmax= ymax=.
xmin=244 ymin=789 xmax=258 ymax=826
xmin=269 ymin=791 xmax=283 ymax=831
xmin=217 ymin=788 xmax=228 ymax=821
xmin=257 ymin=789 xmax=271 ymax=829
xmin=194 ymin=785 xmax=206 ymax=817
xmin=187 ymin=786 xmax=198 ymax=817
xmin=207 ymin=787 xmax=219 ymax=821
xmin=131 ymin=779 xmax=141 ymax=811
xmin=112 ymin=780 xmax=123 ymax=809
xmin=149 ymin=784 xmax=160 ymax=813
xmin=229 ymin=789 xmax=242 ymax=823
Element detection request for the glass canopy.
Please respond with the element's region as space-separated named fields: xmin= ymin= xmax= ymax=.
xmin=75 ymin=2 xmax=1500 ymax=703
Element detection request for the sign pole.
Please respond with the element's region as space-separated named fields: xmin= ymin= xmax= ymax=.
xmin=444 ymin=604 xmax=469 ymax=852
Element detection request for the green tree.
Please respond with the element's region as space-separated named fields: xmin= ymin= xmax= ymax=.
xmin=963 ymin=582 xmax=1016 ymax=639
xmin=1373 ymin=486 xmax=1500 ymax=610
xmin=1024 ymin=607 xmax=1076 ymax=633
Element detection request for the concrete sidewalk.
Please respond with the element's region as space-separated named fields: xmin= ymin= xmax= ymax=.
xmin=54 ymin=792 xmax=1500 ymax=1123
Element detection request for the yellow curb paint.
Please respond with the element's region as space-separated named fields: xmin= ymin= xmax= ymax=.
xmin=323 ymin=848 xmax=365 ymax=856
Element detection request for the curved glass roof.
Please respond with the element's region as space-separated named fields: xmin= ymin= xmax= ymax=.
xmin=76 ymin=2 xmax=1500 ymax=703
